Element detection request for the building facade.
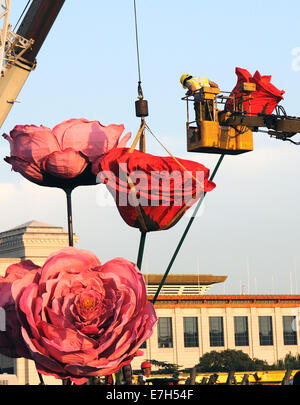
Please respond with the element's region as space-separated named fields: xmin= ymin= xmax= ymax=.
xmin=131 ymin=294 xmax=300 ymax=370
xmin=0 ymin=220 xmax=79 ymax=385
xmin=0 ymin=221 xmax=300 ymax=383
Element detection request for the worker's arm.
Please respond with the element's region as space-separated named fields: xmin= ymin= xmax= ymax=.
xmin=185 ymin=81 xmax=197 ymax=95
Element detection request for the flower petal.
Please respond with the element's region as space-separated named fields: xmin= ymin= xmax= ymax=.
xmin=53 ymin=118 xmax=129 ymax=161
xmin=4 ymin=247 xmax=157 ymax=383
xmin=41 ymin=149 xmax=88 ymax=179
xmin=4 ymin=125 xmax=60 ymax=165
xmin=4 ymin=156 xmax=44 ymax=185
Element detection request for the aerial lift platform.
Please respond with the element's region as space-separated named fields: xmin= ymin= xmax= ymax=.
xmin=183 ymin=83 xmax=300 ymax=155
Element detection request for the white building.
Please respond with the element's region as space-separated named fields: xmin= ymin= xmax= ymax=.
xmin=131 ymin=290 xmax=300 ymax=371
xmin=0 ymin=221 xmax=299 ymax=384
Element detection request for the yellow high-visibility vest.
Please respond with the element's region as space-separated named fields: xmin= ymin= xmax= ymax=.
xmin=186 ymin=76 xmax=210 ymax=90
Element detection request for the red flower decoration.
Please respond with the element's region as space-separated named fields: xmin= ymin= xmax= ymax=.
xmin=226 ymin=67 xmax=285 ymax=115
xmin=95 ymin=148 xmax=216 ymax=232
xmin=2 ymin=118 xmax=131 ymax=189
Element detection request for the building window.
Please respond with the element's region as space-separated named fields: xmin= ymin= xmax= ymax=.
xmin=234 ymin=316 xmax=249 ymax=346
xmin=283 ymin=316 xmax=297 ymax=345
xmin=0 ymin=354 xmax=15 ymax=374
xmin=183 ymin=317 xmax=199 ymax=347
xmin=158 ymin=317 xmax=173 ymax=348
xmin=209 ymin=317 xmax=224 ymax=347
xmin=259 ymin=316 xmax=273 ymax=346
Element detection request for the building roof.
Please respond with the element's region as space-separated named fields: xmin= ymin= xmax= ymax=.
xmin=144 ymin=274 xmax=227 ymax=296
xmin=144 ymin=274 xmax=227 ymax=285
xmin=150 ymin=294 xmax=300 ymax=308
xmin=6 ymin=220 xmax=63 ymax=231
xmin=0 ymin=220 xmax=79 ymax=260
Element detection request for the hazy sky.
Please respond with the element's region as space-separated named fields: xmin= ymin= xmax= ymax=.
xmin=1 ymin=0 xmax=300 ymax=295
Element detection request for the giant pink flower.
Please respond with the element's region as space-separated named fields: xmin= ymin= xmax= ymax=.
xmin=0 ymin=260 xmax=40 ymax=358
xmin=10 ymin=247 xmax=157 ymax=384
xmin=2 ymin=118 xmax=131 ymax=189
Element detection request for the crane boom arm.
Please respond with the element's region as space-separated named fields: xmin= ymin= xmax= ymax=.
xmin=16 ymin=0 xmax=65 ymax=63
xmin=0 ymin=0 xmax=65 ymax=129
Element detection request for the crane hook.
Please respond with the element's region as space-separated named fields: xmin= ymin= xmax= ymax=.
xmin=135 ymin=81 xmax=149 ymax=118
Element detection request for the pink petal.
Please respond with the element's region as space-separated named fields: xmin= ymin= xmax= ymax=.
xmin=0 ymin=260 xmax=40 ymax=307
xmin=90 ymin=131 xmax=132 ymax=175
xmin=4 ymin=156 xmax=44 ymax=184
xmin=5 ymin=261 xmax=40 ymax=278
xmin=100 ymin=258 xmax=146 ymax=305
xmin=52 ymin=118 xmax=128 ymax=161
xmin=41 ymin=149 xmax=88 ymax=179
xmin=4 ymin=125 xmax=60 ymax=165
xmin=117 ymin=131 xmax=131 ymax=148
xmin=40 ymin=247 xmax=101 ymax=284
xmin=17 ymin=283 xmax=40 ymax=339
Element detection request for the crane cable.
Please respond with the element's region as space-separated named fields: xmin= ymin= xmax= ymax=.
xmin=132 ymin=1 xmax=203 ymax=182
xmin=13 ymin=0 xmax=32 ymax=32
xmin=145 ymin=123 xmax=209 ymax=188
xmin=133 ymin=0 xmax=143 ymax=100
xmin=131 ymin=1 xmax=225 ymax=305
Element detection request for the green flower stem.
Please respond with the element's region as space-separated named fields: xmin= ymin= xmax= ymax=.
xmin=152 ymin=154 xmax=225 ymax=304
xmin=137 ymin=231 xmax=147 ymax=269
xmin=38 ymin=372 xmax=44 ymax=385
xmin=63 ymin=188 xmax=74 ymax=386
xmin=65 ymin=189 xmax=74 ymax=247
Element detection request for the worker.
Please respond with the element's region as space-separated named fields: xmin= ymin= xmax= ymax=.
xmin=105 ymin=373 xmax=116 ymax=385
xmin=137 ymin=361 xmax=153 ymax=385
xmin=180 ymin=74 xmax=219 ymax=127
xmin=180 ymin=74 xmax=218 ymax=93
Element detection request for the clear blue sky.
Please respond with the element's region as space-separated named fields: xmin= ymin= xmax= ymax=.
xmin=1 ymin=0 xmax=300 ymax=295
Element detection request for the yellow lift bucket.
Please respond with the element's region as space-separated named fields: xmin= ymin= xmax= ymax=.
xmin=185 ymin=87 xmax=253 ymax=155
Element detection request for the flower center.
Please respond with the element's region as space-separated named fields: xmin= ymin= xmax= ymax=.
xmin=81 ymin=296 xmax=95 ymax=310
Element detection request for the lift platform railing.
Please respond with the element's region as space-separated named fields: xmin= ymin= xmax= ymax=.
xmin=182 ymin=87 xmax=300 ymax=144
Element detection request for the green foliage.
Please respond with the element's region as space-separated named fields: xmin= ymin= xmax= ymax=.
xmin=271 ymin=352 xmax=300 ymax=370
xmin=135 ymin=351 xmax=300 ymax=377
xmin=196 ymin=349 xmax=268 ymax=372
xmin=149 ymin=360 xmax=182 ymax=375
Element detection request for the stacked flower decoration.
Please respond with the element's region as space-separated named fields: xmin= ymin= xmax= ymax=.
xmin=1 ymin=117 xmax=216 ymax=384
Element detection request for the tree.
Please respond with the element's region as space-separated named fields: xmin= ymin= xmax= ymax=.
xmin=148 ymin=360 xmax=182 ymax=375
xmin=196 ymin=350 xmax=268 ymax=372
xmin=272 ymin=352 xmax=300 ymax=370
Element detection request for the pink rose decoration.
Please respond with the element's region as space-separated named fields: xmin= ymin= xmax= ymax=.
xmin=10 ymin=247 xmax=157 ymax=384
xmin=0 ymin=261 xmax=40 ymax=358
xmin=2 ymin=118 xmax=131 ymax=189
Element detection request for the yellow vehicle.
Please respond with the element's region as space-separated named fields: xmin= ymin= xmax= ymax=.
xmin=134 ymin=369 xmax=299 ymax=385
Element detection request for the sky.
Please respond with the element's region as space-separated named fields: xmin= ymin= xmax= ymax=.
xmin=1 ymin=0 xmax=300 ymax=295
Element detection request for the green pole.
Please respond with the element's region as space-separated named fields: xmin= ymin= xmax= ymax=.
xmin=137 ymin=231 xmax=147 ymax=269
xmin=152 ymin=154 xmax=225 ymax=304
xmin=65 ymin=188 xmax=74 ymax=247
xmin=63 ymin=188 xmax=74 ymax=386
xmin=37 ymin=371 xmax=44 ymax=385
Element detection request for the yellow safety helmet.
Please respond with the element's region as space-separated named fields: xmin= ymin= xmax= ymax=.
xmin=180 ymin=74 xmax=191 ymax=88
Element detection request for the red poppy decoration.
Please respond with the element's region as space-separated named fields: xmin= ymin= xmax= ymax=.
xmin=225 ymin=67 xmax=285 ymax=115
xmin=95 ymin=148 xmax=216 ymax=232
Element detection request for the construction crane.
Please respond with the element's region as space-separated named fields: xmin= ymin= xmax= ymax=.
xmin=0 ymin=0 xmax=65 ymax=129
xmin=183 ymin=83 xmax=300 ymax=155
